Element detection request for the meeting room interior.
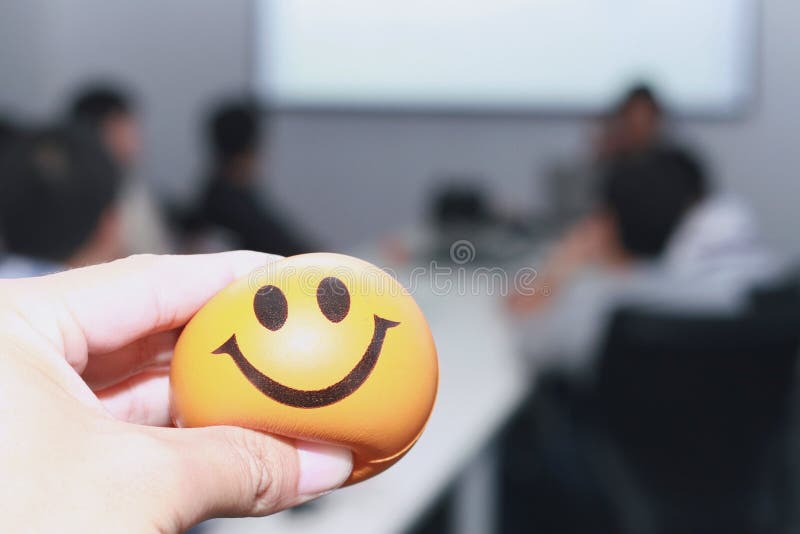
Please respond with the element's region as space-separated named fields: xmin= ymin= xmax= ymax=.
xmin=3 ymin=1 xmax=800 ymax=533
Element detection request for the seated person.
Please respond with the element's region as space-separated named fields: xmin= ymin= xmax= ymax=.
xmin=69 ymin=83 xmax=172 ymax=254
xmin=193 ymin=99 xmax=313 ymax=256
xmin=70 ymin=85 xmax=139 ymax=169
xmin=510 ymin=147 xmax=779 ymax=374
xmin=547 ymin=84 xmax=668 ymax=225
xmin=0 ymin=127 xmax=123 ymax=278
xmin=597 ymin=84 xmax=666 ymax=161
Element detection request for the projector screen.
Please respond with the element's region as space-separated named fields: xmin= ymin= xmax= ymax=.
xmin=254 ymin=0 xmax=757 ymax=114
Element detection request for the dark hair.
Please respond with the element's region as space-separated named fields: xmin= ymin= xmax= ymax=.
xmin=615 ymin=83 xmax=662 ymax=117
xmin=70 ymin=84 xmax=133 ymax=126
xmin=0 ymin=115 xmax=20 ymax=153
xmin=600 ymin=147 xmax=708 ymax=258
xmin=0 ymin=127 xmax=121 ymax=261
xmin=207 ymin=100 xmax=262 ymax=164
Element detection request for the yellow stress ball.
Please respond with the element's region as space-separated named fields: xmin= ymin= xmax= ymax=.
xmin=170 ymin=253 xmax=439 ymax=484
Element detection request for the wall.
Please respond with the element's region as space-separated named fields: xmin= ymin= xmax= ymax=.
xmin=277 ymin=0 xmax=800 ymax=254
xmin=684 ymin=0 xmax=800 ymax=257
xmin=2 ymin=1 xmax=799 ymax=255
xmin=0 ymin=1 xmax=51 ymax=117
xmin=0 ymin=0 xmax=252 ymax=206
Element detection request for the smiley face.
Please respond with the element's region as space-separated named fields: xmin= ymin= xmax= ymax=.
xmin=170 ymin=253 xmax=438 ymax=484
xmin=212 ymin=277 xmax=400 ymax=408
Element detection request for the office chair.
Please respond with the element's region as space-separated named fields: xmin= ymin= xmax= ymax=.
xmin=590 ymin=302 xmax=800 ymax=534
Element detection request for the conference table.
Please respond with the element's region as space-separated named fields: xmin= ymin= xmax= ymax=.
xmin=204 ymin=235 xmax=537 ymax=534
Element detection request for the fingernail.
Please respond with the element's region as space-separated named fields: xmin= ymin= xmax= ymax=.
xmin=297 ymin=442 xmax=353 ymax=496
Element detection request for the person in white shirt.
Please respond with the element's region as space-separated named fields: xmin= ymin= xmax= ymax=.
xmin=664 ymin=193 xmax=779 ymax=289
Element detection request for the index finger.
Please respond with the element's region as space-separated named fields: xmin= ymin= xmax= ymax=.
xmin=43 ymin=252 xmax=277 ymax=358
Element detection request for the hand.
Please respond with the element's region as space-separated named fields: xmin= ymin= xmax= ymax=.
xmin=506 ymin=289 xmax=551 ymax=315
xmin=0 ymin=253 xmax=352 ymax=532
xmin=506 ymin=213 xmax=619 ymax=315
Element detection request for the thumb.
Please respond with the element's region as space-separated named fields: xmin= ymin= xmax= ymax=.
xmin=151 ymin=426 xmax=352 ymax=530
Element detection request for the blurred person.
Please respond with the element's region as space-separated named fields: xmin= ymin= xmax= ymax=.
xmin=0 ymin=252 xmax=352 ymax=531
xmin=194 ymin=99 xmax=313 ymax=256
xmin=0 ymin=114 xmax=20 ymax=151
xmin=70 ymin=85 xmax=140 ymax=168
xmin=70 ymin=83 xmax=173 ymax=254
xmin=0 ymin=127 xmax=123 ymax=277
xmin=547 ymin=83 xmax=667 ymax=225
xmin=0 ymin=115 xmax=21 ymax=255
xmin=510 ymin=147 xmax=778 ymax=372
xmin=595 ymin=83 xmax=665 ymax=161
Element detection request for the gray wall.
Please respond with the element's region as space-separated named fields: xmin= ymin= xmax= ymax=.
xmin=0 ymin=1 xmax=51 ymax=116
xmin=0 ymin=0 xmax=252 ymax=206
xmin=1 ymin=0 xmax=799 ymax=255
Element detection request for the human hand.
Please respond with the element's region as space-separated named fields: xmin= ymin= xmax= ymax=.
xmin=506 ymin=289 xmax=551 ymax=315
xmin=0 ymin=253 xmax=352 ymax=532
xmin=507 ymin=212 xmax=620 ymax=315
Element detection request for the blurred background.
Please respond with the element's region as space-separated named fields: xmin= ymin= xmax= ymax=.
xmin=4 ymin=1 xmax=800 ymax=533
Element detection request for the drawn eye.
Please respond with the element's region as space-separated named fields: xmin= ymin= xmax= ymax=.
xmin=317 ymin=277 xmax=350 ymax=323
xmin=253 ymin=285 xmax=288 ymax=331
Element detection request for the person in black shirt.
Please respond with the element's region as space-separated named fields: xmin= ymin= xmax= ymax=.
xmin=196 ymin=100 xmax=312 ymax=256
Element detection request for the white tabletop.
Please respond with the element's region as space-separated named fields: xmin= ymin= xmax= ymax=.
xmin=204 ymin=261 xmax=530 ymax=534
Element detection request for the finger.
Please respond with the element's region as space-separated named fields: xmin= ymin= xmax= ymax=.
xmin=97 ymin=368 xmax=171 ymax=426
xmin=39 ymin=251 xmax=277 ymax=372
xmin=83 ymin=330 xmax=179 ymax=390
xmin=150 ymin=426 xmax=352 ymax=530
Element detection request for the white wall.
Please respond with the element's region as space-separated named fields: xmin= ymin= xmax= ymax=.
xmin=2 ymin=0 xmax=800 ymax=255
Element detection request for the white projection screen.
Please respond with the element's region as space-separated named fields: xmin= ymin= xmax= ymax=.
xmin=254 ymin=0 xmax=758 ymax=115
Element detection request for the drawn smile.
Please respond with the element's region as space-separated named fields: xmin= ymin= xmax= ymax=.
xmin=212 ymin=315 xmax=400 ymax=408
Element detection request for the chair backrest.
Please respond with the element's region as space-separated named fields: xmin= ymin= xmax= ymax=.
xmin=594 ymin=300 xmax=800 ymax=504
xmin=431 ymin=183 xmax=491 ymax=228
